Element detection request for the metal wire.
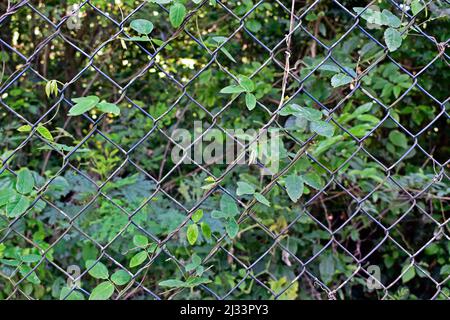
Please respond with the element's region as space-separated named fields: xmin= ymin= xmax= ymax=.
xmin=0 ymin=0 xmax=449 ymax=300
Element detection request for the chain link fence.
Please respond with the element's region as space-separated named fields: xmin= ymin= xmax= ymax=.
xmin=0 ymin=0 xmax=449 ymax=300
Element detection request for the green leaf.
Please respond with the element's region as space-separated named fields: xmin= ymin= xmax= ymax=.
xmin=45 ymin=80 xmax=52 ymax=98
xmin=130 ymin=19 xmax=154 ymax=35
xmin=279 ymin=104 xmax=302 ymax=116
xmin=353 ymin=7 xmax=382 ymax=25
xmin=21 ymin=254 xmax=41 ymax=263
xmin=186 ymin=254 xmax=202 ymax=272
xmin=60 ymin=287 xmax=85 ymax=300
xmin=319 ymin=254 xmax=335 ymax=284
xmin=311 ymin=121 xmax=335 ymax=137
xmin=245 ymin=93 xmax=256 ymax=110
xmin=220 ymin=47 xmax=236 ymax=63
xmin=236 ymin=181 xmax=256 ymax=196
xmin=6 ymin=195 xmax=30 ymax=218
xmin=96 ymin=101 xmax=120 ymax=116
xmin=220 ymin=194 xmax=239 ymax=217
xmin=245 ymin=19 xmax=262 ymax=33
xmin=110 ymin=270 xmax=131 ymax=286
xmin=17 ymin=125 xmax=31 ymax=132
xmin=69 ymin=96 xmax=99 ymax=116
xmin=211 ymin=36 xmax=236 ymax=62
xmin=192 ymin=209 xmax=203 ymax=223
xmin=151 ymin=38 xmax=170 ymax=48
xmin=187 ymin=224 xmax=199 ymax=245
xmin=384 ymin=28 xmax=402 ymax=52
xmin=159 ymin=279 xmax=186 ymax=288
xmin=226 ymin=219 xmax=239 ymax=238
xmin=129 ymin=251 xmax=148 ymax=268
xmin=401 ymin=265 xmax=416 ymax=283
xmin=126 ymin=36 xmax=151 ymax=42
xmin=331 ymin=73 xmax=353 ymax=88
xmin=211 ymin=210 xmax=227 ymax=219
xmin=1 ymin=259 xmax=20 ymax=266
xmin=281 ymin=104 xmax=323 ymax=121
xmin=185 ymin=277 xmax=212 ymax=287
xmin=285 ymin=174 xmax=304 ymax=202
xmin=37 ymin=125 xmax=54 ymax=141
xmin=303 ymin=172 xmax=323 ymax=190
xmin=169 ymin=3 xmax=186 ymax=28
xmin=238 ymin=75 xmax=255 ymax=92
xmin=133 ymin=235 xmax=148 ymax=248
xmin=354 ymin=102 xmax=373 ymax=115
xmin=19 ymin=265 xmax=40 ymax=284
xmin=149 ymin=0 xmax=173 ymax=3
xmin=89 ymin=281 xmax=115 ymax=300
xmin=220 ymin=85 xmax=246 ymax=94
xmin=16 ymin=168 xmax=34 ymax=194
xmin=380 ymin=10 xmax=401 ymax=28
xmin=0 ymin=188 xmax=17 ymax=207
xmin=389 ymin=130 xmax=408 ymax=148
xmin=147 ymin=243 xmax=158 ymax=254
xmin=201 ymin=222 xmax=212 ymax=240
xmin=411 ymin=0 xmax=424 ymax=16
xmin=45 ymin=80 xmax=58 ymax=98
xmin=191 ymin=254 xmax=202 ymax=267
xmin=254 ymin=192 xmax=270 ymax=207
xmin=195 ymin=265 xmax=204 ymax=276
xmin=86 ymin=260 xmax=109 ymax=280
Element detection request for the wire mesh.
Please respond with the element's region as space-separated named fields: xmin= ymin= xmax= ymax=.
xmin=0 ymin=0 xmax=449 ymax=300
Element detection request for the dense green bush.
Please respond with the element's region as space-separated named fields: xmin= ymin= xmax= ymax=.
xmin=0 ymin=0 xmax=449 ymax=300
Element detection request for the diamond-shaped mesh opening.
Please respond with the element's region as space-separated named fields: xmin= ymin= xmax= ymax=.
xmin=57 ymin=3 xmax=121 ymax=56
xmin=0 ymin=4 xmax=55 ymax=59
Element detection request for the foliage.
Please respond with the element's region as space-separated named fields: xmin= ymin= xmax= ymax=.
xmin=0 ymin=0 xmax=448 ymax=300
